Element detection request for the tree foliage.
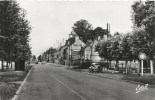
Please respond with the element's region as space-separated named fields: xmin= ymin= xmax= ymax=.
xmin=91 ymin=27 xmax=107 ymax=40
xmin=72 ymin=19 xmax=93 ymax=43
xmin=131 ymin=0 xmax=154 ymax=60
xmin=95 ymin=1 xmax=154 ymax=72
xmin=131 ymin=1 xmax=155 ymax=40
xmin=41 ymin=47 xmax=56 ymax=62
xmin=0 ymin=1 xmax=31 ymax=71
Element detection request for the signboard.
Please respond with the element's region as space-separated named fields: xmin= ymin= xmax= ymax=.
xmin=71 ymin=40 xmax=84 ymax=51
xmin=72 ymin=43 xmax=82 ymax=50
xmin=139 ymin=53 xmax=146 ymax=60
xmin=138 ymin=52 xmax=146 ymax=76
xmin=73 ymin=55 xmax=80 ymax=60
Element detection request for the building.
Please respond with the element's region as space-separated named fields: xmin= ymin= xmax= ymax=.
xmin=80 ymin=35 xmax=108 ymax=63
xmin=80 ymin=41 xmax=92 ymax=63
xmin=67 ymin=34 xmax=85 ymax=66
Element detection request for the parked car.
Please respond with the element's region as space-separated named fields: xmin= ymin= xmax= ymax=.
xmin=89 ymin=63 xmax=102 ymax=73
xmin=41 ymin=61 xmax=46 ymax=64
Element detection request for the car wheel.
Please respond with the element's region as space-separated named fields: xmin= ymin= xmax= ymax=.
xmin=89 ymin=69 xmax=91 ymax=73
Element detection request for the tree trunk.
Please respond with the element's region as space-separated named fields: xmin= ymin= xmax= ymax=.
xmin=109 ymin=60 xmax=111 ymax=69
xmin=15 ymin=61 xmax=19 ymax=71
xmin=150 ymin=60 xmax=154 ymax=74
xmin=108 ymin=60 xmax=111 ymax=70
xmin=115 ymin=60 xmax=119 ymax=71
xmin=1 ymin=60 xmax=4 ymax=72
xmin=137 ymin=60 xmax=141 ymax=76
xmin=7 ymin=62 xmax=9 ymax=69
xmin=125 ymin=60 xmax=128 ymax=74
xmin=15 ymin=59 xmax=25 ymax=71
xmin=20 ymin=60 xmax=25 ymax=71
xmin=11 ymin=62 xmax=12 ymax=69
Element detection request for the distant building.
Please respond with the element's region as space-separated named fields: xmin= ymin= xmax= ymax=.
xmin=67 ymin=34 xmax=85 ymax=66
xmin=80 ymin=35 xmax=108 ymax=63
xmin=80 ymin=41 xmax=92 ymax=63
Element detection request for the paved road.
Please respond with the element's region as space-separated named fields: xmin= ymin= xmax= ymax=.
xmin=17 ymin=63 xmax=155 ymax=100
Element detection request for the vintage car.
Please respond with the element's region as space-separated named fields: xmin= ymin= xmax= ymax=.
xmin=89 ymin=63 xmax=102 ymax=73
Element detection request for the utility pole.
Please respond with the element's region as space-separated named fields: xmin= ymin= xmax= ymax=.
xmin=107 ymin=23 xmax=110 ymax=38
xmin=108 ymin=23 xmax=110 ymax=35
xmin=68 ymin=41 xmax=70 ymax=67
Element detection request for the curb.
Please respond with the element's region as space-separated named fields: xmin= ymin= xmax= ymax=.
xmin=11 ymin=66 xmax=33 ymax=100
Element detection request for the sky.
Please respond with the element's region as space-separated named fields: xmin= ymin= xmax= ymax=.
xmin=18 ymin=0 xmax=134 ymax=57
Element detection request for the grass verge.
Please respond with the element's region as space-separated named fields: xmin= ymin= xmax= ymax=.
xmin=122 ymin=74 xmax=155 ymax=85
xmin=0 ymin=65 xmax=32 ymax=100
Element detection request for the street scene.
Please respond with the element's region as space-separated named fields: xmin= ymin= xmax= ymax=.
xmin=17 ymin=63 xmax=155 ymax=100
xmin=0 ymin=0 xmax=155 ymax=100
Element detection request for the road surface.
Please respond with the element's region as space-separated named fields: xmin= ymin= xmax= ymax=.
xmin=17 ymin=63 xmax=155 ymax=100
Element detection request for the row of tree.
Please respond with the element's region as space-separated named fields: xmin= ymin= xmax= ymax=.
xmin=38 ymin=47 xmax=56 ymax=62
xmin=95 ymin=1 xmax=154 ymax=72
xmin=0 ymin=1 xmax=31 ymax=71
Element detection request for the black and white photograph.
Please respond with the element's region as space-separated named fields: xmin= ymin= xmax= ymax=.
xmin=0 ymin=0 xmax=155 ymax=100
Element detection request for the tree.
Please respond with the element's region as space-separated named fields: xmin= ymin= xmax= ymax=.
xmin=72 ymin=19 xmax=93 ymax=43
xmin=131 ymin=1 xmax=155 ymax=39
xmin=131 ymin=1 xmax=155 ymax=73
xmin=130 ymin=27 xmax=153 ymax=63
xmin=110 ymin=33 xmax=124 ymax=70
xmin=38 ymin=55 xmax=42 ymax=62
xmin=32 ymin=55 xmax=36 ymax=60
xmin=95 ymin=40 xmax=109 ymax=60
xmin=0 ymin=1 xmax=21 ymax=71
xmin=13 ymin=8 xmax=31 ymax=71
xmin=0 ymin=1 xmax=31 ymax=71
xmin=119 ymin=33 xmax=133 ymax=73
xmin=131 ymin=1 xmax=154 ymax=59
xmin=40 ymin=47 xmax=56 ymax=62
xmin=93 ymin=27 xmax=107 ymax=40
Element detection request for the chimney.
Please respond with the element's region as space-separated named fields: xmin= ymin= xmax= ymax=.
xmin=107 ymin=23 xmax=109 ymax=36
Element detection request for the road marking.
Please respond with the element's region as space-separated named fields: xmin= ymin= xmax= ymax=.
xmin=52 ymin=75 xmax=87 ymax=100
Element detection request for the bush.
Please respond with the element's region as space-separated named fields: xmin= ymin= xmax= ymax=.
xmin=122 ymin=75 xmax=155 ymax=85
xmin=72 ymin=60 xmax=81 ymax=66
xmin=99 ymin=62 xmax=109 ymax=69
xmin=78 ymin=61 xmax=91 ymax=69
